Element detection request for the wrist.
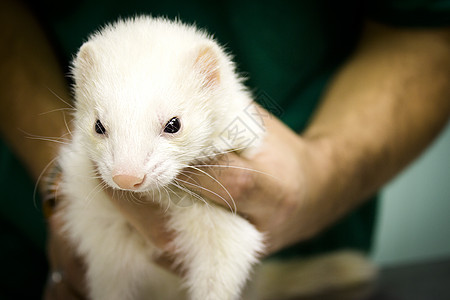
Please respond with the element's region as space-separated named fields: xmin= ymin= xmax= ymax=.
xmin=295 ymin=134 xmax=354 ymax=238
xmin=266 ymin=135 xmax=334 ymax=251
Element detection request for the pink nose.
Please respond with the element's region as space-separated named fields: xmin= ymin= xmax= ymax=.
xmin=113 ymin=174 xmax=145 ymax=190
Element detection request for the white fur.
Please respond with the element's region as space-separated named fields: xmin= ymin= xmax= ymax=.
xmin=59 ymin=16 xmax=376 ymax=300
xmin=60 ymin=17 xmax=265 ymax=300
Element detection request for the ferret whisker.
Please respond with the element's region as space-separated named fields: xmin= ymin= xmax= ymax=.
xmin=60 ymin=132 xmax=73 ymax=139
xmin=46 ymin=87 xmax=75 ymax=109
xmin=178 ymin=169 xmax=202 ymax=186
xmin=191 ymin=145 xmax=249 ymax=161
xmin=59 ymin=17 xmax=268 ymax=299
xmin=192 ymin=163 xmax=218 ymax=175
xmin=84 ymin=169 xmax=103 ymax=177
xmin=26 ymin=137 xmax=70 ymax=145
xmin=119 ymin=190 xmax=134 ymax=205
xmin=127 ymin=192 xmax=146 ymax=205
xmin=171 ymin=180 xmax=210 ymax=208
xmin=174 ymin=177 xmax=233 ymax=212
xmin=155 ymin=186 xmax=165 ymax=206
xmin=160 ymin=185 xmax=173 ymax=213
xmin=186 ymin=165 xmax=236 ymax=213
xmin=84 ymin=180 xmax=108 ymax=207
xmin=88 ymin=181 xmax=108 ymax=205
xmin=96 ymin=182 xmax=110 ymax=203
xmin=151 ymin=188 xmax=156 ymax=204
xmin=191 ymin=164 xmax=279 ymax=181
xmin=123 ymin=192 xmax=134 ymax=205
xmin=19 ymin=129 xmax=71 ymax=145
xmin=176 ymin=169 xmax=221 ymax=204
xmin=83 ymin=171 xmax=103 ymax=180
xmin=162 ymin=185 xmax=173 ymax=212
xmin=171 ymin=145 xmax=222 ymax=162
xmin=34 ymin=156 xmax=61 ymax=210
xmin=178 ymin=170 xmax=200 ymax=178
xmin=20 ymin=129 xmax=71 ymax=140
xmin=62 ymin=111 xmax=73 ymax=138
xmin=112 ymin=188 xmax=120 ymax=204
xmin=39 ymin=107 xmax=75 ymax=115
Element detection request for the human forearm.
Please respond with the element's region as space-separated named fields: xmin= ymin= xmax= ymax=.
xmin=301 ymin=21 xmax=450 ymax=236
xmin=0 ymin=0 xmax=71 ymax=183
xmin=82 ymin=22 xmax=450 ymax=258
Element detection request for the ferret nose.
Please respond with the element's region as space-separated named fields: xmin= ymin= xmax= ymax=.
xmin=113 ymin=174 xmax=145 ymax=190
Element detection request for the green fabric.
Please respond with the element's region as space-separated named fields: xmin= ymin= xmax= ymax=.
xmin=367 ymin=0 xmax=450 ymax=26
xmin=2 ymin=0 xmax=450 ymax=298
xmin=0 ymin=141 xmax=48 ymax=299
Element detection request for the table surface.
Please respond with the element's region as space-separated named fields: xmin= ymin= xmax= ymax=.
xmin=368 ymin=257 xmax=450 ymax=300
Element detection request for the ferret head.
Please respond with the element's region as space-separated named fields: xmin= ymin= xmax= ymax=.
xmin=71 ymin=18 xmax=237 ymax=192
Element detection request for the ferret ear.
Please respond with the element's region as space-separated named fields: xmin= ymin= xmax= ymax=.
xmin=76 ymin=42 xmax=97 ymax=69
xmin=194 ymin=44 xmax=221 ymax=88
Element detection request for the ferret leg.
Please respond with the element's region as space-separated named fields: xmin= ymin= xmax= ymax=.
xmin=168 ymin=203 xmax=264 ymax=300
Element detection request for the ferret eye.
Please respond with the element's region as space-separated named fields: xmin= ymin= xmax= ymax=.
xmin=163 ymin=117 xmax=181 ymax=134
xmin=94 ymin=119 xmax=107 ymax=135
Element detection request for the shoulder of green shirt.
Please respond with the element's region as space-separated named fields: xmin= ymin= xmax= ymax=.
xmin=366 ymin=0 xmax=450 ymax=27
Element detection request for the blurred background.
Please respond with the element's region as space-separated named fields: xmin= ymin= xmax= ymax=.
xmin=372 ymin=121 xmax=450 ymax=266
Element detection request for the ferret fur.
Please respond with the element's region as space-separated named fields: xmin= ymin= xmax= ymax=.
xmin=58 ymin=16 xmax=376 ymax=300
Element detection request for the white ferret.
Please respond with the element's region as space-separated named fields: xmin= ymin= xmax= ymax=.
xmin=58 ymin=17 xmax=376 ymax=300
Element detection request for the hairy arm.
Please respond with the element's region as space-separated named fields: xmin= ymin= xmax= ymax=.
xmin=300 ymin=21 xmax=450 ymax=240
xmin=175 ymin=21 xmax=450 ymax=254
xmin=0 ymin=1 xmax=85 ymax=298
xmin=1 ymin=1 xmax=448 ymax=294
xmin=0 ymin=0 xmax=71 ymax=184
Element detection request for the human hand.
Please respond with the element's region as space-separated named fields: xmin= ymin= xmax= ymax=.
xmin=44 ymin=202 xmax=88 ymax=300
xmin=43 ymin=190 xmax=180 ymax=300
xmin=102 ymin=106 xmax=319 ymax=260
xmin=107 ymin=107 xmax=322 ymax=257
xmin=43 ymin=106 xmax=331 ymax=299
xmin=176 ymin=107 xmax=317 ymax=255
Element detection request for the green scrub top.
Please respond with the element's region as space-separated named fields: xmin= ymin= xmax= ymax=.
xmin=1 ymin=0 xmax=449 ymax=298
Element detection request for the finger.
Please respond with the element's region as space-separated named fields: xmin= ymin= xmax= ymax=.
xmin=44 ymin=275 xmax=87 ymax=300
xmin=46 ymin=210 xmax=88 ymax=299
xmin=175 ymin=106 xmax=283 ymax=212
xmin=176 ymin=152 xmax=254 ymax=211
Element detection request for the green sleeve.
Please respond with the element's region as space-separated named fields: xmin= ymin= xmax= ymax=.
xmin=0 ymin=141 xmax=48 ymax=299
xmin=366 ymin=0 xmax=450 ymax=26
